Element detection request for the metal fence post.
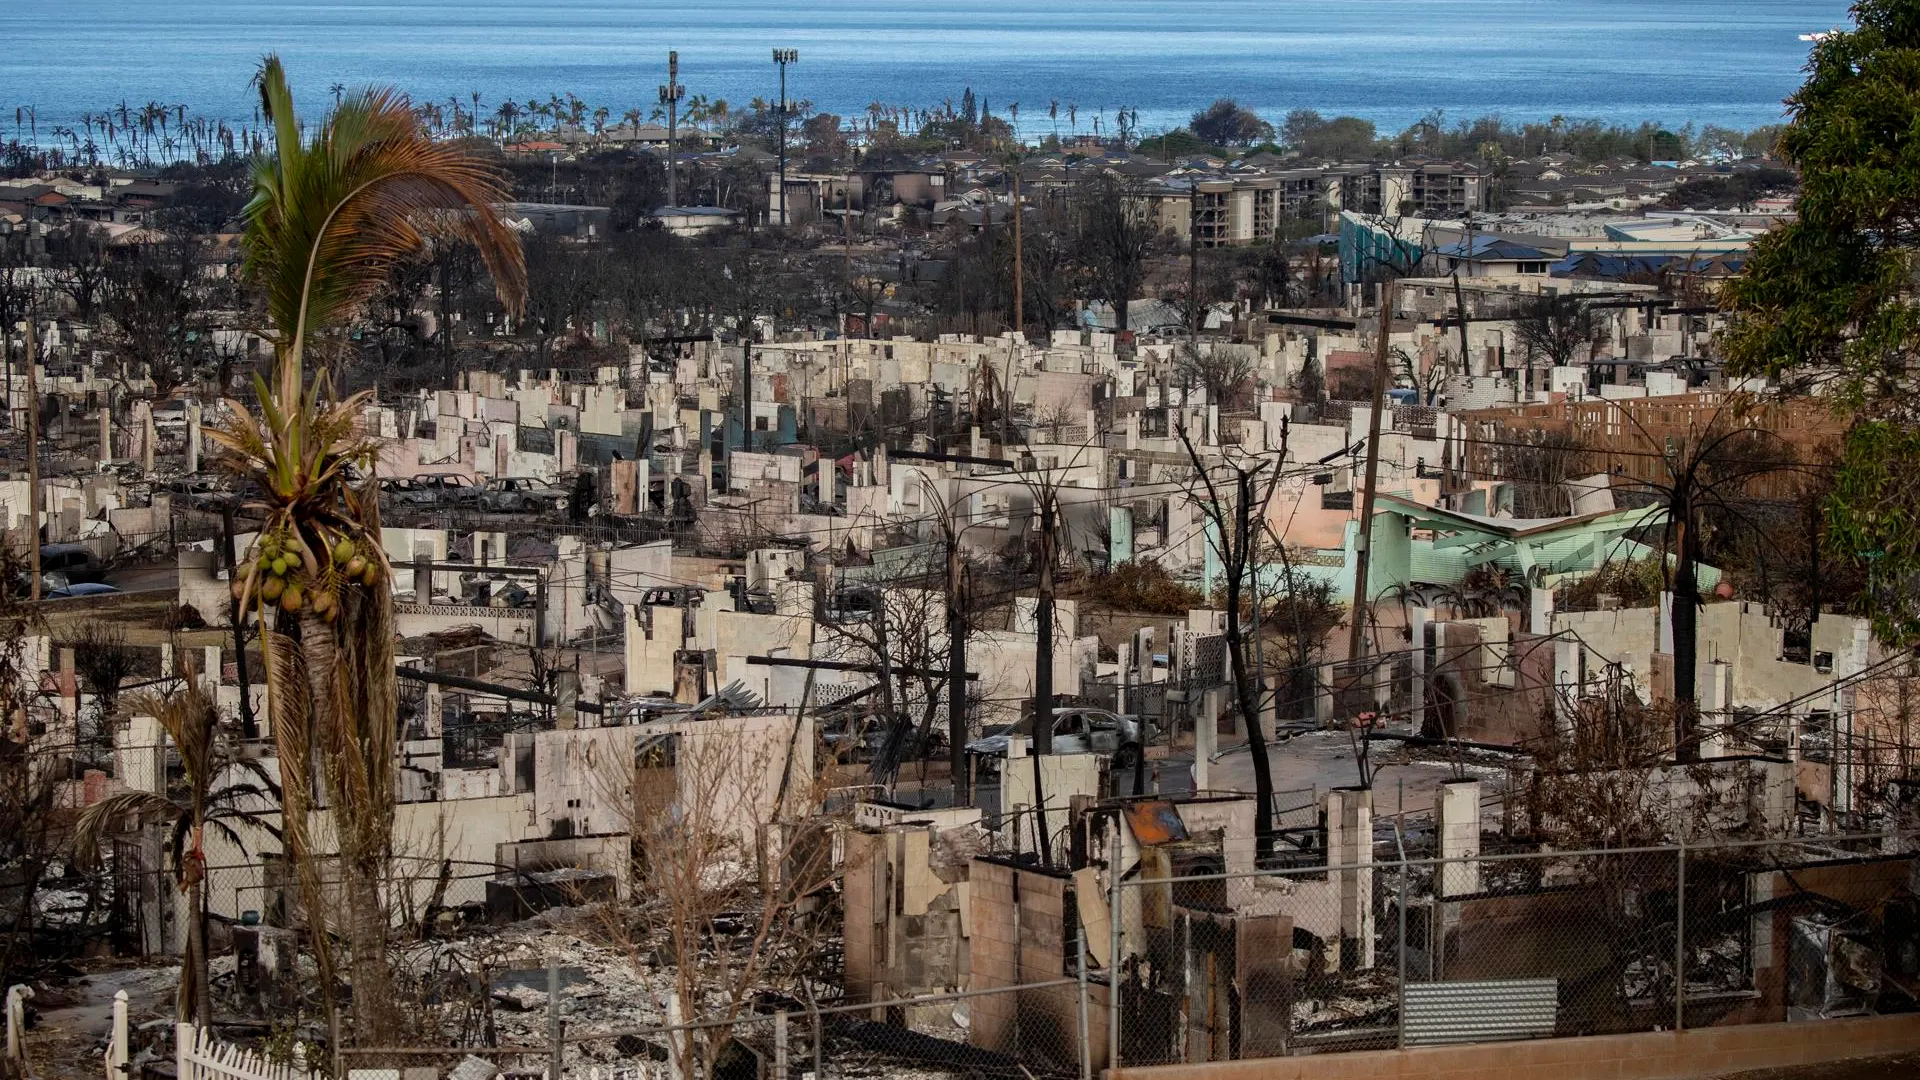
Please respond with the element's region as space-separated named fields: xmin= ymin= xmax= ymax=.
xmin=1674 ymin=837 xmax=1686 ymax=1032
xmin=328 ymin=1003 xmax=342 ymax=1080
xmin=1397 ymin=855 xmax=1409 ymax=1048
xmin=774 ymin=1011 xmax=789 ymax=1080
xmin=1076 ymin=926 xmax=1092 ymax=1080
xmin=1392 ymin=820 xmax=1409 ymax=1051
xmin=811 ymin=1006 xmax=824 ymax=1080
xmin=1107 ymin=855 xmax=1123 ymax=1071
xmin=548 ymin=955 xmax=563 ymax=1080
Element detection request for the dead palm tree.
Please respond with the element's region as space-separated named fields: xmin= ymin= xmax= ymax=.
xmin=74 ymin=674 xmax=279 ymax=1026
xmin=207 ymin=53 xmax=525 ymax=1042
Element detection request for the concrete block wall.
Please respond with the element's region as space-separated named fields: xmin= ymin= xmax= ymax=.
xmin=971 ymin=860 xmax=1095 ymax=1064
xmin=970 ymin=861 xmax=1018 ymax=1050
xmin=841 ymin=830 xmax=884 ymax=1001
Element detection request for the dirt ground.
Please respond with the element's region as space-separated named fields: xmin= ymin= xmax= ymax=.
xmin=1714 ymin=1053 xmax=1920 ymax=1079
xmin=25 ymin=962 xmax=182 ymax=1080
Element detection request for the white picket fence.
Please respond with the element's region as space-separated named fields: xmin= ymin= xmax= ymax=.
xmin=174 ymin=1024 xmax=316 ymax=1080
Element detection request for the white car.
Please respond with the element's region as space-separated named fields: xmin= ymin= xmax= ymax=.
xmin=968 ymin=707 xmax=1147 ymax=769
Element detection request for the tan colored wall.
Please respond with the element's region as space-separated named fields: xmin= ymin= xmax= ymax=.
xmin=1107 ymin=1012 xmax=1920 ymax=1080
xmin=1424 ymin=623 xmax=1555 ymax=745
xmin=843 ymin=830 xmax=886 ymax=1000
xmin=623 ymin=602 xmax=683 ymax=696
xmin=971 ymin=859 xmax=1111 ymax=1072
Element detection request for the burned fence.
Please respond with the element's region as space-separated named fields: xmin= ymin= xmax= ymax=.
xmin=306 ymin=834 xmax=1920 ymax=1080
xmin=1105 ymin=832 xmax=1918 ymax=1069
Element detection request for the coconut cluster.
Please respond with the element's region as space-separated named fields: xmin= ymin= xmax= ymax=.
xmin=233 ymin=529 xmax=381 ymax=622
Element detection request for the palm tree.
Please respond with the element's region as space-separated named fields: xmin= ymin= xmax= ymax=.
xmin=208 ymin=54 xmax=525 ymax=1043
xmin=75 ymin=676 xmax=278 ymax=1026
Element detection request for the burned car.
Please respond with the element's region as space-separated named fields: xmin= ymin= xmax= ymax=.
xmin=967 ymin=706 xmax=1148 ymax=770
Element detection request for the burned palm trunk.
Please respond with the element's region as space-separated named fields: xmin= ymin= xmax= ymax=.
xmin=948 ymin=544 xmax=970 ymax=803
xmin=1671 ymin=500 xmax=1700 ymax=763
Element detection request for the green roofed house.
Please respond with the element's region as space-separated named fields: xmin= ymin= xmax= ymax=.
xmin=1297 ymin=489 xmax=1716 ymax=607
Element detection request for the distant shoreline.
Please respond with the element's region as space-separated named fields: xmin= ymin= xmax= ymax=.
xmin=1 ymin=0 xmax=1836 ymax=146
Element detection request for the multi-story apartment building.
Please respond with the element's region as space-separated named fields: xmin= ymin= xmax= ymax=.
xmin=1136 ymin=160 xmax=1486 ymax=247
xmin=1338 ymin=160 xmax=1485 ymax=217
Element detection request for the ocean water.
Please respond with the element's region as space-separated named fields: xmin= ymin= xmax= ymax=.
xmin=4 ymin=0 xmax=1849 ymax=143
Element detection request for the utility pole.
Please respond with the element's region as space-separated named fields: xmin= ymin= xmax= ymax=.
xmin=773 ymin=49 xmax=798 ymax=227
xmin=1011 ymin=163 xmax=1024 ymax=342
xmin=1029 ymin=487 xmax=1054 ymax=863
xmin=739 ymin=281 xmax=754 ymax=463
xmin=659 ymin=51 xmax=685 ymax=209
xmin=1345 ymin=287 xmax=1395 ymax=665
xmin=892 ymin=447 xmax=1022 ymax=806
xmin=2 ymin=294 xmax=11 ymax=427
xmin=947 ymin=533 xmax=970 ymax=804
xmin=1032 ymin=490 xmax=1055 ymax=754
xmin=25 ymin=312 xmax=40 ymax=601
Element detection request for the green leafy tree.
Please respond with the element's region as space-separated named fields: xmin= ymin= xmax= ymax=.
xmin=1722 ymin=0 xmax=1920 ymax=643
xmin=1189 ymin=99 xmax=1273 ymax=147
xmin=1283 ymin=110 xmax=1377 ymax=160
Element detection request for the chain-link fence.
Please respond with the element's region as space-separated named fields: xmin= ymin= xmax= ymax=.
xmin=1107 ymin=831 xmax=1909 ymax=1067
xmin=286 ymin=832 xmax=1915 ymax=1080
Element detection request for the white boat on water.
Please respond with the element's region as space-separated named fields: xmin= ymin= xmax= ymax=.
xmin=1799 ymin=30 xmax=1837 ymax=42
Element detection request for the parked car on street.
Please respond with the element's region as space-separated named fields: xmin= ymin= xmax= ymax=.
xmin=479 ymin=477 xmax=570 ymax=514
xmin=378 ymin=476 xmax=424 ymax=506
xmin=40 ymin=543 xmax=107 ymax=584
xmin=967 ymin=707 xmax=1148 ymax=770
xmin=383 ymin=474 xmax=482 ymax=510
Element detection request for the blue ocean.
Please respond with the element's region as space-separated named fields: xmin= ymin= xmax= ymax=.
xmin=3 ymin=0 xmax=1849 ymax=140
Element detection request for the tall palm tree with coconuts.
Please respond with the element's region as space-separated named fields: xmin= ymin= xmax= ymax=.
xmin=209 ymin=53 xmax=524 ymax=1041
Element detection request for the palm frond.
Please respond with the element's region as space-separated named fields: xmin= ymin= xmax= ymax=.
xmin=121 ymin=684 xmax=219 ymax=793
xmin=204 ymin=816 xmax=278 ymax=854
xmin=222 ymin=756 xmax=284 ymax=798
xmin=73 ymin=791 xmax=179 ymax=868
xmin=245 ymin=54 xmax=525 ymax=373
